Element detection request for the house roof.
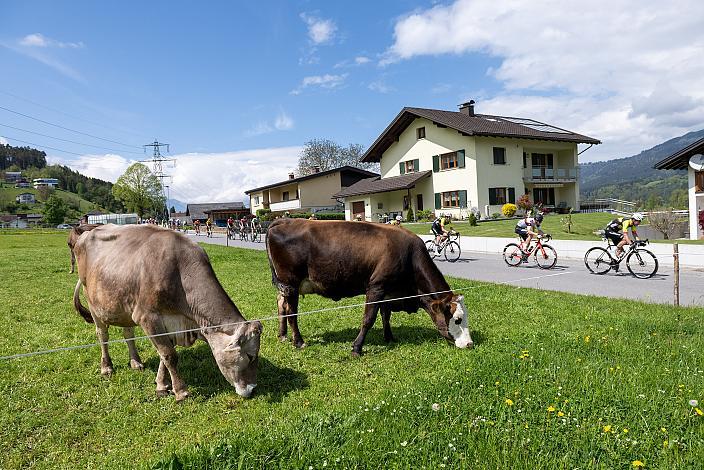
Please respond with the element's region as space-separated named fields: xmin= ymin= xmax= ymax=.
xmin=654 ymin=137 xmax=704 ymax=170
xmin=333 ymin=170 xmax=432 ymax=198
xmin=361 ymin=107 xmax=601 ymax=162
xmin=186 ymin=202 xmax=245 ymax=220
xmin=244 ymin=166 xmax=379 ymax=194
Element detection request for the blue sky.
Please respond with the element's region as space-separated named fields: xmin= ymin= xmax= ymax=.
xmin=2 ymin=0 xmax=703 ymax=204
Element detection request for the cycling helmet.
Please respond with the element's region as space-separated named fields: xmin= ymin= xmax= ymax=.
xmin=396 ymin=215 xmax=403 ymax=221
xmin=632 ymin=212 xmax=644 ymax=221
xmin=535 ymin=213 xmax=544 ymax=223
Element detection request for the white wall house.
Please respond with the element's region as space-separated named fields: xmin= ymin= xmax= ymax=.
xmin=335 ymin=102 xmax=600 ymax=221
xmin=655 ymin=137 xmax=704 ymax=240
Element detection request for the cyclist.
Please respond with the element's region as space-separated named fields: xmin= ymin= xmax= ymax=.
xmin=390 ymin=215 xmax=402 ymax=226
xmin=205 ymin=217 xmax=213 ymax=237
xmin=431 ymin=214 xmax=449 ymax=255
xmin=251 ymin=215 xmax=261 ymax=238
xmin=226 ymin=216 xmax=235 ymax=239
xmin=515 ymin=213 xmax=544 ymax=255
xmin=308 ymin=213 xmax=317 ymax=220
xmin=605 ymin=212 xmax=644 ymax=258
xmin=194 ymin=219 xmax=201 ymax=236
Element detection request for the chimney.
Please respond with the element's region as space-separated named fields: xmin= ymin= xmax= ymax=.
xmin=288 ymin=172 xmax=295 ymax=180
xmin=313 ymin=166 xmax=321 ymax=173
xmin=459 ymin=100 xmax=475 ymax=116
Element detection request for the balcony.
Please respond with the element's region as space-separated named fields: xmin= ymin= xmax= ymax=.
xmin=523 ymin=166 xmax=578 ymax=183
xmin=270 ymin=199 xmax=302 ymax=212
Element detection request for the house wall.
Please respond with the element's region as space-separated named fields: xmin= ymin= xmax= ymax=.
xmin=299 ymin=171 xmax=343 ymax=210
xmin=249 ymin=191 xmax=266 ymax=215
xmin=689 ymin=168 xmax=704 ymax=240
xmin=268 ymin=183 xmax=299 ymax=204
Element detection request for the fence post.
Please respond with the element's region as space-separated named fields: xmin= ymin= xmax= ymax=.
xmin=673 ymin=242 xmax=679 ymax=307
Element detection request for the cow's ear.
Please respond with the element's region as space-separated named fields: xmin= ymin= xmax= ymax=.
xmin=430 ymin=299 xmax=445 ymax=315
xmin=223 ymin=339 xmax=241 ymax=352
xmin=453 ymin=294 xmax=464 ymax=303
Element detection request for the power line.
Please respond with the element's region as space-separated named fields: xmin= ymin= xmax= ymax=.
xmin=1 ymin=135 xmax=86 ymax=156
xmin=0 ymin=90 xmax=150 ymax=140
xmin=0 ymin=122 xmax=144 ymax=155
xmin=0 ymin=105 xmax=142 ymax=150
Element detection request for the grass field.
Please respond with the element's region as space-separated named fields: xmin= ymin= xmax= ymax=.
xmin=0 ymin=232 xmax=703 ymax=469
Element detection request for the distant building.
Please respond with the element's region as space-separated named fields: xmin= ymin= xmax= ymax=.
xmin=33 ymin=178 xmax=59 ymax=189
xmin=186 ymin=202 xmax=248 ymax=226
xmin=4 ymin=171 xmax=22 ymax=183
xmin=87 ymin=213 xmax=139 ymax=225
xmin=655 ymin=137 xmax=704 ymax=240
xmin=14 ymin=182 xmax=31 ymax=188
xmin=15 ymin=192 xmax=36 ymax=204
xmin=245 ymin=166 xmax=378 ymax=216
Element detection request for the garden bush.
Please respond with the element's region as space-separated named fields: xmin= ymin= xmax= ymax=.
xmin=501 ymin=203 xmax=517 ymax=217
xmin=468 ymin=212 xmax=477 ymax=226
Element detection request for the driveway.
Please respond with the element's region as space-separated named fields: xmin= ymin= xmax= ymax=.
xmin=184 ymin=231 xmax=703 ymax=307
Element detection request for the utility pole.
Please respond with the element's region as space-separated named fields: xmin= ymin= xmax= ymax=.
xmin=141 ymin=140 xmax=174 ymax=222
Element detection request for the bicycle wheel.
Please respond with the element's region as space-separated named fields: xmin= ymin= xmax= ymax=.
xmin=425 ymin=240 xmax=438 ymax=259
xmin=503 ymin=243 xmax=524 ymax=267
xmin=584 ymin=247 xmax=612 ymax=274
xmin=444 ymin=241 xmax=461 ymax=262
xmin=534 ymin=244 xmax=557 ymax=269
xmin=251 ymin=230 xmax=261 ymax=243
xmin=626 ymin=249 xmax=658 ymax=279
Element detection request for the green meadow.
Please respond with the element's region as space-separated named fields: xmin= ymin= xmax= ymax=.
xmin=0 ymin=232 xmax=702 ymax=469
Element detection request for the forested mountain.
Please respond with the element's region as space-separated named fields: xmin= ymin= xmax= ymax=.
xmin=0 ymin=144 xmax=124 ymax=212
xmin=579 ymin=129 xmax=704 ymax=208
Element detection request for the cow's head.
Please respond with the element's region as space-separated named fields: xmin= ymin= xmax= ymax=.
xmin=211 ymin=321 xmax=263 ymax=398
xmin=430 ymin=294 xmax=473 ymax=349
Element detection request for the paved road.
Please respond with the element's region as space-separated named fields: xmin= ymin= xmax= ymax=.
xmin=184 ymin=231 xmax=704 ymax=307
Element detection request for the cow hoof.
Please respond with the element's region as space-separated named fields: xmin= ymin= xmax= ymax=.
xmin=129 ymin=360 xmax=145 ymax=371
xmin=100 ymin=366 xmax=114 ymax=376
xmin=351 ymin=350 xmax=362 ymax=358
xmin=156 ymin=389 xmax=171 ymax=398
xmin=293 ymin=341 xmax=306 ymax=349
xmin=175 ymin=391 xmax=190 ymax=402
xmin=384 ymin=335 xmax=397 ymax=343
xmin=278 ymin=335 xmax=289 ymax=343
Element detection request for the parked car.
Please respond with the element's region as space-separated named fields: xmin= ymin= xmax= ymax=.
xmin=56 ymin=224 xmax=72 ymax=229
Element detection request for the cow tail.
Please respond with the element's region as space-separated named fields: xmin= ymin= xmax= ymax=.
xmin=73 ymin=279 xmax=94 ymax=324
xmin=265 ymin=230 xmax=291 ymax=296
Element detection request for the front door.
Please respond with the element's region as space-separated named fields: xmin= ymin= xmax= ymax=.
xmin=416 ymin=194 xmax=424 ymax=211
xmin=352 ymin=201 xmax=365 ymax=220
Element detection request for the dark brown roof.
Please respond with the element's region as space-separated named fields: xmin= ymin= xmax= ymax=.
xmin=654 ymin=137 xmax=704 ymax=170
xmin=362 ymin=107 xmax=601 ymax=162
xmin=333 ymin=171 xmax=432 ymax=198
xmin=245 ymin=166 xmax=379 ymax=194
xmin=186 ymin=202 xmax=245 ymax=220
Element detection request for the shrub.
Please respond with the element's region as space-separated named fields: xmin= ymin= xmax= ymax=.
xmin=501 ymin=203 xmax=517 ymax=217
xmin=491 ymin=212 xmax=501 ymax=219
xmin=468 ymin=212 xmax=478 ymax=226
xmin=256 ymin=208 xmax=272 ymax=220
xmin=315 ymin=213 xmax=345 ymax=220
xmin=416 ymin=209 xmax=432 ymax=221
xmin=289 ymin=213 xmax=311 ymax=219
xmin=517 ymin=194 xmax=533 ymax=214
xmin=699 ymin=210 xmax=704 ymax=232
xmin=406 ymin=208 xmax=414 ymax=222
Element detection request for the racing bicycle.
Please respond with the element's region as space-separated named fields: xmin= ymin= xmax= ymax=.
xmin=584 ymin=239 xmax=658 ymax=279
xmin=425 ymin=229 xmax=461 ymax=262
xmin=503 ymin=234 xmax=557 ymax=269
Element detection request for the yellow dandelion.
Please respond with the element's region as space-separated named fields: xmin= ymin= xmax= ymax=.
xmin=505 ymin=398 xmax=514 ymax=406
xmin=622 ymin=428 xmax=629 ymax=433
xmin=547 ymin=405 xmax=556 ymax=413
xmin=603 ymin=425 xmax=612 ymax=433
xmin=660 ymin=427 xmax=667 ymax=433
xmin=695 ymin=408 xmax=704 ymax=416
xmin=584 ymin=335 xmax=591 ymax=343
xmin=557 ymin=411 xmax=565 ymax=417
xmin=663 ymin=440 xmax=668 ymax=448
xmin=632 ymin=460 xmax=645 ymax=468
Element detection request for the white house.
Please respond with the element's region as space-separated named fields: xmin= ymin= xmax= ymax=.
xmin=33 ymin=178 xmax=59 ymax=189
xmin=15 ymin=192 xmax=36 ymax=204
xmin=334 ymin=101 xmax=600 ymax=221
xmin=654 ymin=137 xmax=704 ymax=240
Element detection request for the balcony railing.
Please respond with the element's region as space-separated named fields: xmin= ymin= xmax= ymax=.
xmin=523 ymin=166 xmax=578 ymax=182
xmin=270 ymin=199 xmax=302 ymax=212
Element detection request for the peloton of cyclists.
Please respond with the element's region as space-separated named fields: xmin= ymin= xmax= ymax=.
xmin=604 ymin=212 xmax=644 ymax=258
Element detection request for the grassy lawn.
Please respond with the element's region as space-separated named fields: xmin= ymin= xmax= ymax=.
xmin=0 ymin=232 xmax=703 ymax=469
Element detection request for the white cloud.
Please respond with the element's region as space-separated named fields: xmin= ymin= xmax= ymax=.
xmin=384 ymin=0 xmax=704 ymax=161
xmin=355 ymin=56 xmax=370 ymax=65
xmin=291 ymin=74 xmax=347 ymax=95
xmin=275 ymin=110 xmax=294 ymax=130
xmin=49 ymin=147 xmax=303 ymax=204
xmin=334 ymin=56 xmax=372 ymax=69
xmin=245 ymin=110 xmax=294 ymax=136
xmin=368 ymin=80 xmax=394 ymax=94
xmin=0 ymin=136 xmax=8 ymax=145
xmin=19 ymin=33 xmax=84 ymax=49
xmin=300 ymin=13 xmax=337 ymax=45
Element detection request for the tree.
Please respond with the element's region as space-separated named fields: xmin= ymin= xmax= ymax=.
xmin=296 ymin=139 xmax=379 ymax=176
xmin=648 ymin=210 xmax=682 ymax=240
xmin=112 ymin=163 xmax=165 ymax=219
xmin=36 ymin=185 xmax=54 ymax=202
xmin=170 ymin=206 xmax=176 ymax=214
xmin=43 ymin=195 xmax=68 ymax=225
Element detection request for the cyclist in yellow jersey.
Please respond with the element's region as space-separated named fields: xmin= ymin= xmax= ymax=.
xmin=604 ymin=212 xmax=643 ymax=258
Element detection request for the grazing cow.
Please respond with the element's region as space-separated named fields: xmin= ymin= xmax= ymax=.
xmin=67 ymin=224 xmax=100 ymax=273
xmin=73 ymin=224 xmax=262 ymax=401
xmin=266 ymin=218 xmax=473 ymax=356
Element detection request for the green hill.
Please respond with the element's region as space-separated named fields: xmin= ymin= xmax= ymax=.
xmin=579 ymin=129 xmax=704 ymax=208
xmin=0 ymin=184 xmax=100 ymax=223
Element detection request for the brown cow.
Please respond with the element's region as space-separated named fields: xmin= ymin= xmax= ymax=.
xmin=73 ymin=224 xmax=262 ymax=401
xmin=67 ymin=224 xmax=100 ymax=274
xmin=266 ymin=218 xmax=473 ymax=356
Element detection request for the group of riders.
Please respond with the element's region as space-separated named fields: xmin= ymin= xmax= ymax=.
xmin=192 ymin=216 xmax=263 ymax=239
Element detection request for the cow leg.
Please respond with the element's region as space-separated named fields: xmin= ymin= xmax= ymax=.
xmin=285 ymin=292 xmax=305 ymax=349
xmin=155 ymin=359 xmax=172 ymax=397
xmin=69 ymin=251 xmax=75 ymax=274
xmin=381 ymin=307 xmax=395 ymax=343
xmin=352 ymin=291 xmax=382 ymax=357
xmin=277 ymin=291 xmax=288 ymax=342
xmin=95 ymin=321 xmax=113 ymax=376
xmin=123 ymin=327 xmax=144 ymax=371
xmin=141 ymin=323 xmax=189 ymax=401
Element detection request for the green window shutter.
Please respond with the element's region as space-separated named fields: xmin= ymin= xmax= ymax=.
xmin=508 ymin=187 xmax=516 ymax=204
xmin=399 ymin=162 xmax=405 ymax=175
xmin=433 ymin=155 xmax=440 ymax=172
xmin=413 ymin=158 xmax=420 ymax=172
xmin=435 ymin=193 xmax=441 ymax=209
xmin=488 ymin=188 xmax=498 ymax=205
xmin=457 ymin=149 xmax=465 ymax=168
xmin=459 ymin=190 xmax=467 ymax=208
